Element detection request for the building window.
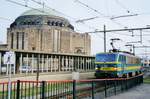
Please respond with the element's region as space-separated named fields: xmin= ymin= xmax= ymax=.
xmin=77 ymin=49 xmax=82 ymax=53
xmin=16 ymin=32 xmax=19 ymax=49
xmin=51 ymin=21 xmax=54 ymax=26
xmin=11 ymin=33 xmax=13 ymax=49
xmin=32 ymin=47 xmax=35 ymax=50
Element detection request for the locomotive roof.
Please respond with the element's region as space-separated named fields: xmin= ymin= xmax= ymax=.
xmin=96 ymin=52 xmax=140 ymax=58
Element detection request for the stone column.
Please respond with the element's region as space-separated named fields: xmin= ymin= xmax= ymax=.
xmin=13 ymin=53 xmax=16 ymax=75
xmin=62 ymin=56 xmax=64 ymax=72
xmin=68 ymin=56 xmax=70 ymax=71
xmin=77 ymin=57 xmax=80 ymax=71
xmin=58 ymin=56 xmax=61 ymax=72
xmin=42 ymin=55 xmax=44 ymax=72
xmin=54 ymin=56 xmax=57 ymax=72
xmin=83 ymin=57 xmax=85 ymax=71
xmin=86 ymin=57 xmax=89 ymax=71
xmin=31 ymin=54 xmax=34 ymax=74
xmin=65 ymin=56 xmax=67 ymax=71
xmin=20 ymin=53 xmax=23 ymax=74
xmin=84 ymin=57 xmax=87 ymax=71
xmin=72 ymin=57 xmax=74 ymax=71
xmin=90 ymin=58 xmax=93 ymax=70
xmin=46 ymin=55 xmax=49 ymax=72
xmin=26 ymin=54 xmax=29 ymax=74
xmin=92 ymin=58 xmax=95 ymax=70
xmin=50 ymin=55 xmax=52 ymax=72
xmin=52 ymin=56 xmax=54 ymax=72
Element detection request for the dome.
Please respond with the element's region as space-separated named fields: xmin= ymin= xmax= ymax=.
xmin=10 ymin=8 xmax=74 ymax=30
xmin=21 ymin=8 xmax=65 ymax=18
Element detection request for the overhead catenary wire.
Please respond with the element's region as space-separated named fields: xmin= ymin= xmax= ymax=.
xmin=5 ymin=0 xmax=90 ymax=32
xmin=6 ymin=0 xmax=109 ymax=40
xmin=6 ymin=0 xmax=149 ymax=42
xmin=6 ymin=0 xmax=47 ymax=14
xmin=31 ymin=0 xmax=105 ymax=39
xmin=115 ymin=0 xmax=133 ymax=14
xmin=74 ymin=0 xmax=127 ymax=28
xmin=29 ymin=0 xmax=111 ymax=39
xmin=29 ymin=0 xmax=104 ymax=32
xmin=111 ymin=14 xmax=138 ymax=20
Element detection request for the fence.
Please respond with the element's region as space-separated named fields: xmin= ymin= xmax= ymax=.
xmin=0 ymin=74 xmax=143 ymax=99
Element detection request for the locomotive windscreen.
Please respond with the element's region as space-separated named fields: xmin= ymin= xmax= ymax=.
xmin=96 ymin=53 xmax=117 ymax=62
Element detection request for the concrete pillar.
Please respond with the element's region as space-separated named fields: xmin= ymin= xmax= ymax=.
xmin=92 ymin=58 xmax=95 ymax=70
xmin=61 ymin=56 xmax=64 ymax=71
xmin=50 ymin=56 xmax=52 ymax=72
xmin=68 ymin=56 xmax=70 ymax=71
xmin=0 ymin=52 xmax=1 ymax=74
xmin=72 ymin=57 xmax=74 ymax=71
xmin=66 ymin=56 xmax=68 ymax=71
xmin=83 ymin=57 xmax=85 ymax=71
xmin=86 ymin=58 xmax=89 ymax=71
xmin=52 ymin=55 xmax=55 ymax=72
xmin=84 ymin=57 xmax=86 ymax=71
xmin=70 ymin=56 xmax=72 ymax=71
xmin=42 ymin=55 xmax=44 ymax=72
xmin=20 ymin=53 xmax=23 ymax=74
xmin=88 ymin=58 xmax=90 ymax=70
xmin=13 ymin=53 xmax=16 ymax=75
xmin=58 ymin=56 xmax=61 ymax=72
xmin=54 ymin=56 xmax=57 ymax=72
xmin=31 ymin=54 xmax=34 ymax=74
xmin=90 ymin=58 xmax=93 ymax=70
xmin=46 ymin=55 xmax=49 ymax=72
xmin=26 ymin=54 xmax=29 ymax=74
xmin=74 ymin=57 xmax=76 ymax=71
xmin=77 ymin=57 xmax=79 ymax=71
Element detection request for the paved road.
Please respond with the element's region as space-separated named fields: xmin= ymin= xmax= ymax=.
xmin=106 ymin=84 xmax=150 ymax=99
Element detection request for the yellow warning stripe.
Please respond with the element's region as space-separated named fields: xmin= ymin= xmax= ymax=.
xmin=95 ymin=62 xmax=121 ymax=64
xmin=96 ymin=66 xmax=141 ymax=71
xmin=125 ymin=66 xmax=141 ymax=70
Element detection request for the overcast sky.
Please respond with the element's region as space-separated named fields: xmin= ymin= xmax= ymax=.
xmin=1 ymin=0 xmax=150 ymax=57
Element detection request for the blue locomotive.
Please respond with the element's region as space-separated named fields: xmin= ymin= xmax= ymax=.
xmin=95 ymin=52 xmax=142 ymax=78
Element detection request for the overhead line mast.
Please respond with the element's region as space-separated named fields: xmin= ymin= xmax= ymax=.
xmin=85 ymin=27 xmax=150 ymax=33
xmin=86 ymin=26 xmax=150 ymax=53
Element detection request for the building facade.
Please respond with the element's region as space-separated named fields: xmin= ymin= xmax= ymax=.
xmin=0 ymin=8 xmax=94 ymax=75
xmin=6 ymin=8 xmax=91 ymax=55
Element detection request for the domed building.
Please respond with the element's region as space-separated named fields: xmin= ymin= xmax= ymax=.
xmin=7 ymin=8 xmax=91 ymax=55
xmin=0 ymin=9 xmax=95 ymax=76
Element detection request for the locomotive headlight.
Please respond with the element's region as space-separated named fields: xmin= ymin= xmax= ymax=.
xmin=113 ymin=67 xmax=118 ymax=71
xmin=95 ymin=67 xmax=98 ymax=70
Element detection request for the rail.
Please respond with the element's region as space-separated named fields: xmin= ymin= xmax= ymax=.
xmin=0 ymin=74 xmax=143 ymax=99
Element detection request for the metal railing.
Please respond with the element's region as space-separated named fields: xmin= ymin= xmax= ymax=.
xmin=0 ymin=74 xmax=143 ymax=99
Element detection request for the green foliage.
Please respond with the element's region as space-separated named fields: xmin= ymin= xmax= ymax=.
xmin=144 ymin=77 xmax=150 ymax=84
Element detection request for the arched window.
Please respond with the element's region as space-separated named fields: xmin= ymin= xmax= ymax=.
xmin=55 ymin=22 xmax=58 ymax=26
xmin=59 ymin=23 xmax=63 ymax=27
xmin=76 ymin=49 xmax=82 ymax=53
xmin=51 ymin=21 xmax=54 ymax=26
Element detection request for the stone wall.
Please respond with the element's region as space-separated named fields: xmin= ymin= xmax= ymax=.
xmin=7 ymin=26 xmax=91 ymax=55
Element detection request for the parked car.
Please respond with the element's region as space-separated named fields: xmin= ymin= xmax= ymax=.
xmin=19 ymin=65 xmax=31 ymax=72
